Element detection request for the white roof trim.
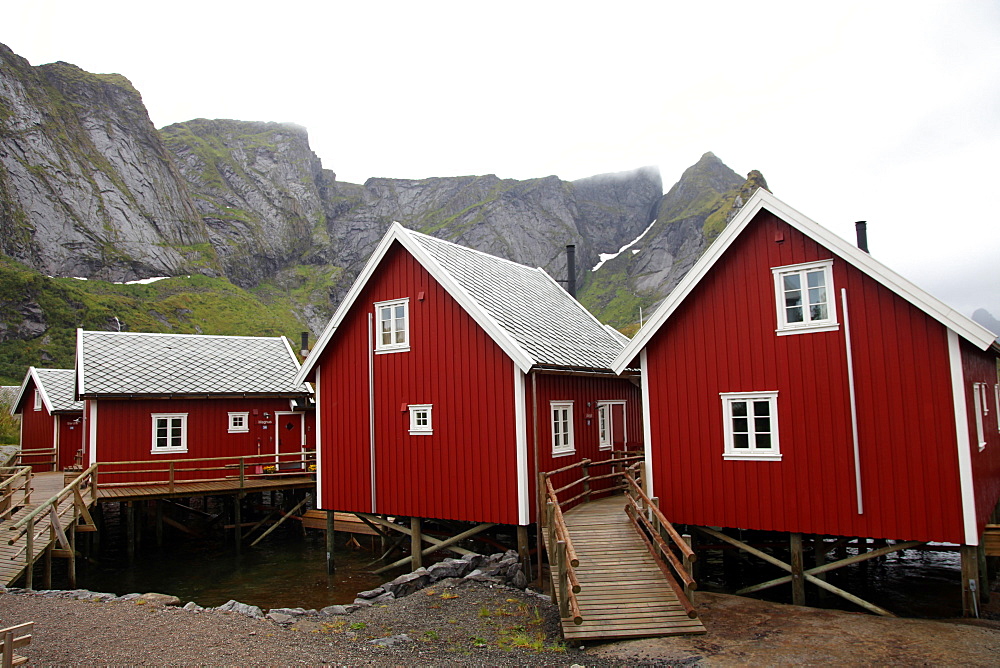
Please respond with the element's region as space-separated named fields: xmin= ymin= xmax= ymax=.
xmin=612 ymin=188 xmax=998 ymax=373
xmin=76 ymin=327 xmax=85 ymax=398
xmin=297 ymin=223 xmax=536 ymax=385
xmin=12 ymin=367 xmax=53 ymax=415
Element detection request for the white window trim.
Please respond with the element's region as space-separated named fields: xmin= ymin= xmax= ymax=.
xmin=597 ymin=404 xmax=611 ymax=450
xmin=374 ymin=298 xmax=410 ymax=353
xmin=551 ymin=401 xmax=575 ymax=457
xmin=408 ymin=404 xmax=433 ymax=435
xmin=772 ymin=260 xmax=839 ymax=335
xmin=995 ymin=384 xmax=1000 ymax=434
xmin=228 ymin=411 xmax=249 ymax=433
xmin=33 ymin=389 xmax=42 ymax=411
xmin=721 ymin=391 xmax=781 ymax=461
xmin=151 ymin=413 xmax=188 ymax=454
xmin=596 ymin=400 xmax=627 ymax=450
xmin=973 ymin=383 xmax=986 ymax=451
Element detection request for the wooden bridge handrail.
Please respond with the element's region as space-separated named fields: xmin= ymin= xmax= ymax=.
xmin=622 ymin=471 xmax=694 ymax=561
xmin=8 ymin=464 xmax=97 ymax=532
xmin=93 ymin=450 xmax=316 ymax=468
xmin=545 ymin=479 xmax=580 ymax=567
xmin=0 ymin=467 xmax=32 ymax=523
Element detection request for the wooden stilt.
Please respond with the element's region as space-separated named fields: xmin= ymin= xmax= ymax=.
xmin=68 ymin=519 xmax=76 ymax=588
xmin=411 ymin=517 xmax=423 ymax=570
xmin=43 ymin=546 xmax=52 ymax=589
xmin=326 ymin=510 xmax=336 ymax=574
xmin=682 ymin=534 xmax=695 ymax=602
xmin=961 ymin=544 xmax=981 ymax=617
xmin=790 ymin=532 xmax=805 ymax=606
xmin=155 ymin=500 xmax=163 ymax=547
xmin=978 ymin=544 xmax=989 ymax=604
xmin=516 ymin=524 xmax=531 ymax=581
xmin=234 ymin=495 xmax=242 ymax=553
xmin=126 ymin=502 xmax=135 ymax=562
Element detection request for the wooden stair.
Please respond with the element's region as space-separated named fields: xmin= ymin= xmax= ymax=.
xmin=545 ymin=494 xmax=706 ymax=642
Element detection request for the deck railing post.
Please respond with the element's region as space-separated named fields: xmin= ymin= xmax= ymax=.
xmin=546 ymin=501 xmax=555 ymax=556
xmin=557 ymin=539 xmax=569 ymax=618
xmin=582 ymin=459 xmax=592 ymax=503
xmin=25 ymin=518 xmax=33 ymax=589
xmin=239 ymin=458 xmax=245 ymax=490
xmin=683 ymin=533 xmax=695 ymax=601
xmin=168 ymin=462 xmax=175 ymax=494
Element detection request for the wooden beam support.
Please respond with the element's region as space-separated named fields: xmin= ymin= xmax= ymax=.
xmin=249 ymin=495 xmax=310 ymax=547
xmin=961 ymin=544 xmax=981 ymax=617
xmin=411 ymin=517 xmax=423 ymax=570
xmin=790 ymin=532 xmax=805 ymax=606
xmin=326 ymin=510 xmax=336 ymax=574
xmin=373 ymin=521 xmax=496 ymax=574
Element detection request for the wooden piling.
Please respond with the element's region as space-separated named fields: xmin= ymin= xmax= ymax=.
xmin=126 ymin=502 xmax=135 ymax=562
xmin=790 ymin=533 xmax=805 ymax=606
xmin=234 ymin=495 xmax=242 ymax=553
xmin=326 ymin=510 xmax=336 ymax=574
xmin=961 ymin=544 xmax=981 ymax=617
xmin=155 ymin=500 xmax=163 ymax=547
xmin=411 ymin=517 xmax=423 ymax=570
xmin=517 ymin=524 xmax=531 ymax=581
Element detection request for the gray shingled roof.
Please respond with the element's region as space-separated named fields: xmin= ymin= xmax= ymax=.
xmin=410 ymin=231 xmax=627 ymax=370
xmin=0 ymin=386 xmax=18 ymax=406
xmin=79 ymin=331 xmax=309 ymax=397
xmin=34 ymin=368 xmax=83 ymax=412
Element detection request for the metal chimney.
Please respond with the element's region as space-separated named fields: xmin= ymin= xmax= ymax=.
xmin=300 ymin=331 xmax=310 ymax=357
xmin=855 ymin=221 xmax=869 ymax=254
xmin=566 ymin=245 xmax=576 ymax=297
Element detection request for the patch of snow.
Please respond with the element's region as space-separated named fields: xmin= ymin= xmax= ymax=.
xmin=70 ymin=277 xmax=88 ymax=281
xmin=115 ymin=277 xmax=170 ymax=285
xmin=591 ymin=218 xmax=657 ymax=272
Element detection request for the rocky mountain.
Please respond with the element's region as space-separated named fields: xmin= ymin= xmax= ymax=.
xmin=0 ymin=42 xmax=760 ymax=381
xmin=972 ymin=309 xmax=1000 ymax=342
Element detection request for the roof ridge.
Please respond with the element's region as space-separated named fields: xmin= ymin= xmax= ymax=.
xmin=406 ymin=228 xmax=542 ymax=274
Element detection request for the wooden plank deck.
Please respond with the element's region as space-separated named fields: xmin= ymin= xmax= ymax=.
xmin=545 ymin=494 xmax=706 ymax=642
xmin=0 ymin=472 xmax=78 ymax=587
xmin=94 ymin=475 xmax=316 ymax=502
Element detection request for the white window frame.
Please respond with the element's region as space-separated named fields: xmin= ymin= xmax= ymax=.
xmin=408 ymin=404 xmax=433 ymax=435
xmin=374 ymin=298 xmax=410 ymax=353
xmin=772 ymin=260 xmax=839 ymax=335
xmin=721 ymin=392 xmax=781 ymax=461
xmin=33 ymin=389 xmax=41 ymax=411
xmin=973 ymin=383 xmax=986 ymax=451
xmin=551 ymin=401 xmax=575 ymax=456
xmin=151 ymin=413 xmax=188 ymax=454
xmin=597 ymin=404 xmax=611 ymax=450
xmin=228 ymin=412 xmax=249 ymax=433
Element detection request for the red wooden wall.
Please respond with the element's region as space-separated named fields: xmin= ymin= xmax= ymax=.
xmin=314 ymin=242 xmax=522 ymax=524
xmin=643 ymin=210 xmax=967 ymax=543
xmin=89 ymin=397 xmax=305 ymax=484
xmin=526 ymin=372 xmax=642 ymax=518
xmin=962 ymin=340 xmax=1000 ymax=533
xmin=17 ymin=379 xmax=56 ymax=472
xmin=57 ymin=414 xmax=83 ymax=469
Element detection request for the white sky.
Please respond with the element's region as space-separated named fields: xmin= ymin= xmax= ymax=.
xmin=6 ymin=0 xmax=1000 ymax=320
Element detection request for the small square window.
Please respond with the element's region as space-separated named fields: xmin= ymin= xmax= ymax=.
xmin=721 ymin=392 xmax=780 ymax=460
xmin=228 ymin=412 xmax=249 ymax=433
xmin=375 ymin=298 xmax=410 ymax=353
xmin=551 ymin=401 xmax=575 ymax=456
xmin=409 ymin=404 xmax=433 ymax=435
xmin=772 ymin=261 xmax=838 ymax=334
xmin=151 ymin=413 xmax=188 ymax=454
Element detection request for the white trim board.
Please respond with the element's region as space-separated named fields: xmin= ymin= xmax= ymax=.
xmin=612 ymin=189 xmax=998 ymax=374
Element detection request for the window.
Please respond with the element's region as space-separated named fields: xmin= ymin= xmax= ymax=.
xmin=772 ymin=260 xmax=838 ymax=334
xmin=721 ymin=392 xmax=780 ymax=460
xmin=973 ymin=383 xmax=986 ymax=451
xmin=33 ymin=389 xmax=41 ymax=411
xmin=375 ymin=298 xmax=409 ymax=352
xmin=551 ymin=402 xmax=575 ymax=456
xmin=151 ymin=413 xmax=188 ymax=453
xmin=228 ymin=412 xmax=249 ymax=433
xmin=597 ymin=404 xmax=611 ymax=449
xmin=408 ymin=404 xmax=433 ymax=435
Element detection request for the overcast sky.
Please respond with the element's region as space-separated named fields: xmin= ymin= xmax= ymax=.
xmin=7 ymin=1 xmax=1000 ymax=320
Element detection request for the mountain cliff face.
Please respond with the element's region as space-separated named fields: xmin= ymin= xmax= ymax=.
xmin=0 ymin=42 xmax=762 ymax=381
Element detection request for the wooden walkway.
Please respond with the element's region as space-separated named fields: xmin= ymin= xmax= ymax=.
xmin=95 ymin=475 xmax=315 ymax=503
xmin=0 ymin=472 xmax=80 ymax=587
xmin=546 ymin=494 xmax=706 ymax=642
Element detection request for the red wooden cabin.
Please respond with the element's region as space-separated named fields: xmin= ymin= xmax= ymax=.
xmin=76 ymin=330 xmax=314 ymax=485
xmin=11 ymin=368 xmax=84 ymax=471
xmin=613 ymin=188 xmax=1000 ymax=548
xmin=297 ymin=223 xmax=641 ymax=528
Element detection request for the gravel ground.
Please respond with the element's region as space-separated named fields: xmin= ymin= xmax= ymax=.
xmin=3 ymin=579 xmax=1000 ymax=666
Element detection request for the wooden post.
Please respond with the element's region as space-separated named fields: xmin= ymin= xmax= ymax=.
xmin=682 ymin=533 xmax=695 ymax=602
xmin=126 ymin=502 xmax=135 ymax=562
xmin=557 ymin=539 xmax=569 ymax=618
xmin=43 ymin=546 xmax=52 ymax=590
xmin=978 ymin=544 xmax=989 ymax=605
xmin=326 ymin=510 xmax=336 ymax=574
xmin=410 ymin=517 xmax=423 ymax=570
xmin=535 ymin=472 xmax=547 ymax=589
xmin=582 ymin=460 xmax=592 ymax=503
xmin=234 ymin=495 xmax=242 ymax=553
xmin=517 ymin=524 xmax=531 ymax=580
xmin=68 ymin=517 xmax=77 ymax=588
xmin=961 ymin=544 xmax=981 ymax=617
xmin=790 ymin=532 xmax=805 ymax=606
xmin=25 ymin=518 xmax=33 ymax=589
xmin=155 ymin=500 xmax=164 ymax=547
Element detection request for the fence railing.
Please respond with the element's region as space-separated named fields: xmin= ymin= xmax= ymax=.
xmin=0 ymin=467 xmax=32 ymax=523
xmin=622 ymin=464 xmax=698 ymax=618
xmin=89 ymin=450 xmax=317 ymax=492
xmin=6 ymin=465 xmax=98 ymax=589
xmin=15 ymin=448 xmax=56 ymax=472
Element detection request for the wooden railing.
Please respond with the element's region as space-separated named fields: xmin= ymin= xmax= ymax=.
xmin=0 ymin=621 xmax=33 ymax=668
xmin=7 ymin=465 xmax=98 ymax=589
xmin=15 ymin=448 xmax=56 ymax=472
xmin=0 ymin=467 xmax=32 ymax=522
xmin=90 ymin=450 xmax=317 ymax=492
xmin=538 ymin=452 xmax=644 ymax=625
xmin=622 ymin=464 xmax=698 ymax=618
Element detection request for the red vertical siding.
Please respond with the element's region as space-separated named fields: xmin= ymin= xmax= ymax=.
xmin=57 ymin=414 xmax=84 ymax=469
xmin=961 ymin=341 xmax=1000 ymax=535
xmin=525 ymin=372 xmax=642 ymax=520
xmin=18 ymin=379 xmax=56 ymax=472
xmin=92 ymin=397 xmax=298 ymax=484
xmin=645 ymin=210 xmax=965 ymax=542
xmin=315 ymin=242 xmax=521 ymax=524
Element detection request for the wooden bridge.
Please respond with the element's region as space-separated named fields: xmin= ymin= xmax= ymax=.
xmin=540 ymin=456 xmax=706 ymax=642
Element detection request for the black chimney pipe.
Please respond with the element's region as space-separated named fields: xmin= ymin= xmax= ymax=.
xmin=300 ymin=331 xmax=309 ymax=357
xmin=566 ymin=245 xmax=576 ymax=297
xmin=855 ymin=221 xmax=869 ymax=254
